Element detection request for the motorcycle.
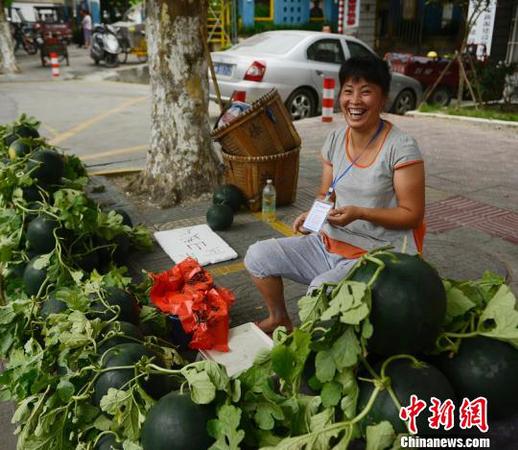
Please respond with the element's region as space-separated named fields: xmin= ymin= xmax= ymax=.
xmin=90 ymin=24 xmax=121 ymax=68
xmin=11 ymin=22 xmax=39 ymax=55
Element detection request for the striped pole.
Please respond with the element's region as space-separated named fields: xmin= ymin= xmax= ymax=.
xmin=50 ymin=52 xmax=60 ymax=78
xmin=337 ymin=0 xmax=345 ymax=34
xmin=322 ymin=77 xmax=335 ymax=123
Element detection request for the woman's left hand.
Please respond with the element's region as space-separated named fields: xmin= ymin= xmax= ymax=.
xmin=327 ymin=205 xmax=361 ymax=227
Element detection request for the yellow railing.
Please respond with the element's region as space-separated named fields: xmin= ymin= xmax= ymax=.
xmin=208 ymin=0 xmax=231 ymax=49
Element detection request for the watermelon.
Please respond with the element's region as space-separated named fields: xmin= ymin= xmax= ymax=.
xmin=94 ymin=343 xmax=173 ymax=405
xmin=40 ymin=294 xmax=67 ymax=318
xmin=95 ymin=434 xmax=122 ymax=450
xmin=206 ymin=204 xmax=234 ymax=231
xmin=115 ymin=208 xmax=133 ymax=227
xmin=98 ymin=321 xmax=144 ymax=355
xmin=213 ymin=184 xmax=244 ymax=212
xmin=23 ymin=256 xmax=48 ymax=297
xmin=141 ymin=391 xmax=214 ymax=450
xmin=350 ymin=252 xmax=446 ymax=355
xmin=439 ymin=336 xmax=518 ymax=419
xmin=16 ymin=125 xmax=39 ymax=139
xmin=357 ymin=358 xmax=456 ymax=436
xmin=26 ymin=216 xmax=59 ymax=254
xmin=27 ymin=148 xmax=64 ymax=185
xmin=89 ymin=287 xmax=140 ymax=324
xmin=8 ymin=139 xmax=31 ymax=160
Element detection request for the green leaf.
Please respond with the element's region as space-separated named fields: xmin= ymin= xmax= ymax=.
xmin=181 ymin=367 xmax=216 ymax=404
xmin=99 ymin=388 xmax=143 ymax=441
xmin=271 ymin=345 xmax=297 ymax=379
xmin=254 ymin=402 xmax=284 ymax=430
xmin=315 ymin=350 xmax=336 ymax=383
xmin=444 ymin=283 xmax=477 ymax=325
xmin=56 ymin=380 xmax=74 ymax=402
xmin=122 ymin=441 xmax=143 ymax=450
xmin=331 ymin=328 xmax=361 ymax=370
xmin=32 ymin=254 xmax=51 ymax=271
xmin=366 ymin=421 xmax=396 ymax=450
xmin=321 ymin=281 xmax=370 ymax=325
xmin=321 ymin=381 xmax=342 ymax=408
xmin=336 ymin=368 xmax=359 ymax=420
xmin=207 ymin=404 xmax=245 ymax=450
xmin=298 ymin=288 xmax=328 ymax=323
xmin=478 ymin=285 xmax=518 ymax=347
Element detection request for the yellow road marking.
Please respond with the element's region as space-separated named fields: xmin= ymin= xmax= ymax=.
xmin=49 ymin=96 xmax=147 ymax=145
xmin=41 ymin=122 xmax=59 ymax=137
xmin=81 ymin=144 xmax=147 ymax=161
xmin=209 ymin=261 xmax=246 ymax=277
xmin=87 ymin=167 xmax=142 ymax=176
xmin=252 ymin=213 xmax=294 ymax=237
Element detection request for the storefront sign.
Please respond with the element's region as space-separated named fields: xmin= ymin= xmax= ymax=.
xmin=344 ymin=0 xmax=361 ymax=29
xmin=467 ymin=0 xmax=497 ymax=58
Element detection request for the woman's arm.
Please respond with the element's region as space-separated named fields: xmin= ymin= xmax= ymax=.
xmin=318 ymin=160 xmax=333 ymax=199
xmin=327 ymin=162 xmax=425 ymax=230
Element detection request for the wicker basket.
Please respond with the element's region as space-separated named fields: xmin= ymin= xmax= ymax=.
xmin=222 ymin=147 xmax=300 ymax=212
xmin=211 ymin=90 xmax=301 ymax=157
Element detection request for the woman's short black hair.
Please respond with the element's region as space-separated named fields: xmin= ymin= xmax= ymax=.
xmin=339 ymin=56 xmax=391 ymax=96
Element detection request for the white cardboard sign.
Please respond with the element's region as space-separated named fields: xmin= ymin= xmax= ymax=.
xmin=154 ymin=224 xmax=238 ymax=266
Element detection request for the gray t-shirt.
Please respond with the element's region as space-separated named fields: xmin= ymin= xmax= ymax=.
xmin=320 ymin=122 xmax=423 ymax=255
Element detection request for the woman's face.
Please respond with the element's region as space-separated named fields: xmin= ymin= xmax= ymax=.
xmin=339 ymin=78 xmax=385 ymax=131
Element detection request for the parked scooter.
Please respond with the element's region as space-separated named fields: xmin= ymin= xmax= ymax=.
xmin=90 ymin=24 xmax=121 ymax=68
xmin=11 ymin=22 xmax=39 ymax=55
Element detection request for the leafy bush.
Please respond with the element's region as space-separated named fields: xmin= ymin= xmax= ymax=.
xmin=474 ymin=61 xmax=516 ymax=102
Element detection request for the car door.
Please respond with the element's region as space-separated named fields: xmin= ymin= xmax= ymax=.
xmin=306 ymin=38 xmax=346 ymax=106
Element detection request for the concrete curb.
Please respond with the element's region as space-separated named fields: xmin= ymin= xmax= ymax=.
xmin=405 ymin=110 xmax=518 ymax=128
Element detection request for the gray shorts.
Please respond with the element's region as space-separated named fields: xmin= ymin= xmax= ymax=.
xmin=244 ymin=234 xmax=357 ymax=293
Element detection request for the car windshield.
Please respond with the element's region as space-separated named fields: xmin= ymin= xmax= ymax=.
xmin=231 ymin=33 xmax=301 ymax=55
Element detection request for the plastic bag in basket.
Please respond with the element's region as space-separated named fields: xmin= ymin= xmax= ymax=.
xmin=149 ymin=257 xmax=235 ymax=351
xmin=216 ymin=101 xmax=251 ymax=128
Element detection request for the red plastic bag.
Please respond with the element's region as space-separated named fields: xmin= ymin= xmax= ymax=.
xmin=149 ymin=258 xmax=235 ymax=351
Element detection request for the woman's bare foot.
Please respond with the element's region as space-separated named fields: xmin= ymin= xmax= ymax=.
xmin=255 ymin=316 xmax=293 ymax=335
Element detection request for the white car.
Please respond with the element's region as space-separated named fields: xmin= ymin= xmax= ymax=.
xmin=209 ymin=30 xmax=422 ymax=119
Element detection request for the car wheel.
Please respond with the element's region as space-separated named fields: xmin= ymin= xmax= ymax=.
xmin=428 ymin=87 xmax=451 ymax=106
xmin=285 ymin=88 xmax=317 ymax=120
xmin=391 ymin=89 xmax=416 ymax=115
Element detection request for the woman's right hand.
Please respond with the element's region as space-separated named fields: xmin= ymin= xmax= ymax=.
xmin=292 ymin=211 xmax=310 ymax=234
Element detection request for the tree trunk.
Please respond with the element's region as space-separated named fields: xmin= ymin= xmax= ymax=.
xmin=137 ymin=0 xmax=221 ymax=207
xmin=0 ymin=0 xmax=19 ymax=74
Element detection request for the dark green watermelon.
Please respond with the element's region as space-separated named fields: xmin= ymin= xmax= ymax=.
xmin=439 ymin=336 xmax=518 ymax=419
xmin=206 ymin=204 xmax=234 ymax=231
xmin=213 ymin=184 xmax=244 ymax=212
xmin=23 ymin=256 xmax=48 ymax=297
xmin=141 ymin=391 xmax=214 ymax=450
xmin=16 ymin=125 xmax=39 ymax=139
xmin=358 ymin=358 xmax=456 ymax=436
xmin=115 ymin=209 xmax=133 ymax=227
xmin=98 ymin=321 xmax=144 ymax=355
xmin=95 ymin=434 xmax=122 ymax=450
xmin=27 ymin=148 xmax=64 ymax=185
xmin=89 ymin=287 xmax=140 ymax=324
xmin=350 ymin=252 xmax=446 ymax=355
xmin=94 ymin=343 xmax=173 ymax=405
xmin=40 ymin=294 xmax=67 ymax=318
xmin=8 ymin=139 xmax=31 ymax=160
xmin=26 ymin=216 xmax=59 ymax=254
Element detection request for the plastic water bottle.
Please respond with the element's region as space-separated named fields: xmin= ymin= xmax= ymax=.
xmin=262 ymin=179 xmax=276 ymax=223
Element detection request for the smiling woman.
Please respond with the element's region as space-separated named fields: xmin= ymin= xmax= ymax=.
xmin=244 ymin=56 xmax=426 ymax=334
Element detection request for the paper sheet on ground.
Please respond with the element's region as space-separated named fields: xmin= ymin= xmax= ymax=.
xmin=154 ymin=224 xmax=238 ymax=266
xmin=199 ymin=322 xmax=273 ymax=377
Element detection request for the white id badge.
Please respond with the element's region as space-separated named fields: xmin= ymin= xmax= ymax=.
xmin=302 ymin=200 xmax=333 ymax=233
